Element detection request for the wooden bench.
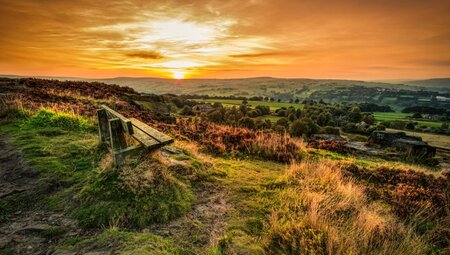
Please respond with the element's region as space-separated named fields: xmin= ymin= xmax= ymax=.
xmin=97 ymin=105 xmax=174 ymax=166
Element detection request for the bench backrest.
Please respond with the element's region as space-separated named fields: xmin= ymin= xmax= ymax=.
xmin=101 ymin=105 xmax=134 ymax=135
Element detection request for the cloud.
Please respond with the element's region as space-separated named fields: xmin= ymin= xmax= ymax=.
xmin=0 ymin=0 xmax=449 ymax=79
xmin=125 ymin=51 xmax=164 ymax=59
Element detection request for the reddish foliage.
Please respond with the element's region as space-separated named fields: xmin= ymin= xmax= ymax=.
xmin=308 ymin=139 xmax=350 ymax=154
xmin=19 ymin=78 xmax=138 ymax=99
xmin=343 ymin=165 xmax=448 ymax=219
xmin=168 ymin=119 xmax=303 ymax=162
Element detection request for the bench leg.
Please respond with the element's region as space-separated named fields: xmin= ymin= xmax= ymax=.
xmin=97 ymin=109 xmax=110 ymax=143
xmin=109 ymin=118 xmax=127 ymax=167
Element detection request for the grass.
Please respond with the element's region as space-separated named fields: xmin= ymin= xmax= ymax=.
xmin=373 ymin=112 xmax=444 ymax=128
xmin=0 ymin=109 xmax=196 ymax=229
xmin=192 ymin=99 xmax=303 ymax=110
xmin=73 ymin=154 xmax=195 ymax=228
xmin=265 ymin=160 xmax=429 ymax=255
xmin=179 ymin=141 xmax=436 ymax=254
xmin=1 ymin=104 xmax=445 ymax=254
xmin=57 ymin=227 xmax=182 ymax=255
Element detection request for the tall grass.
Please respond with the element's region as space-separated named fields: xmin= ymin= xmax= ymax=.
xmin=265 ymin=160 xmax=429 ymax=255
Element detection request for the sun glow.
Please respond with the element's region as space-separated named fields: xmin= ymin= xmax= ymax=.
xmin=172 ymin=71 xmax=185 ymax=79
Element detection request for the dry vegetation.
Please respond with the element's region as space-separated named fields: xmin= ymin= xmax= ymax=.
xmin=266 ymin=160 xmax=430 ymax=255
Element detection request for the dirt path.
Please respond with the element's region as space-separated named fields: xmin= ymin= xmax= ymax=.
xmin=0 ymin=136 xmax=79 ymax=254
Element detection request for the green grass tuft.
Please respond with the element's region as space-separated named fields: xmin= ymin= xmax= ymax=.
xmin=73 ymin=156 xmax=194 ymax=228
xmin=26 ymin=109 xmax=95 ymax=132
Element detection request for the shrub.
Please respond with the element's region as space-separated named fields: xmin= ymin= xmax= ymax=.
xmin=321 ymin=126 xmax=340 ymax=135
xmin=180 ymin=105 xmax=194 ymax=116
xmin=238 ymin=117 xmax=255 ymax=129
xmin=289 ymin=118 xmax=319 ymax=138
xmin=172 ymin=119 xmax=304 ymax=163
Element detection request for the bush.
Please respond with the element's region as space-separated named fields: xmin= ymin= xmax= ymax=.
xmin=320 ymin=126 xmax=340 ymax=135
xmin=405 ymin=122 xmax=415 ymax=130
xmin=180 ymin=105 xmax=194 ymax=116
xmin=238 ymin=117 xmax=255 ymax=129
xmin=289 ymin=118 xmax=319 ymax=138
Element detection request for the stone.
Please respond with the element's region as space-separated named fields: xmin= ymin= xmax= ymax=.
xmin=368 ymin=131 xmax=436 ymax=158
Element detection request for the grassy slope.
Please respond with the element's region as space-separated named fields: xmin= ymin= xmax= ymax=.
xmin=0 ymin=109 xmax=443 ymax=254
xmin=0 ymin=111 xmax=190 ymax=254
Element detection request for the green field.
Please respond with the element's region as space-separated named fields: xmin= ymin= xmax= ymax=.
xmin=373 ymin=112 xmax=444 ymax=128
xmin=192 ymin=99 xmax=303 ymax=110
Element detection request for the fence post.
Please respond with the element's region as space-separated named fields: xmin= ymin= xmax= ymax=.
xmin=109 ymin=118 xmax=127 ymax=166
xmin=97 ymin=109 xmax=109 ymax=142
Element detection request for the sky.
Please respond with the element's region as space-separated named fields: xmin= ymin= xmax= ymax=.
xmin=0 ymin=0 xmax=449 ymax=80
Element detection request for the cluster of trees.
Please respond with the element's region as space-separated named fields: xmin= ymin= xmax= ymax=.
xmin=180 ymin=99 xmax=387 ymax=138
xmin=402 ymin=106 xmax=448 ymax=115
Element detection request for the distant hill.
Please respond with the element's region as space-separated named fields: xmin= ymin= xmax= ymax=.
xmin=1 ymin=75 xmax=448 ymax=96
xmin=403 ymin=78 xmax=450 ymax=89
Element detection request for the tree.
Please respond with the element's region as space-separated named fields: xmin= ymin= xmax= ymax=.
xmin=207 ymin=109 xmax=224 ymax=123
xmin=180 ymin=105 xmax=194 ymax=116
xmin=317 ymin=112 xmax=332 ymax=126
xmin=212 ymin=102 xmax=223 ymax=108
xmin=362 ymin=113 xmax=375 ymax=125
xmin=295 ymin=98 xmax=300 ymax=103
xmin=289 ymin=118 xmax=319 ymax=138
xmin=348 ymin=106 xmax=362 ymax=123
xmin=239 ymin=104 xmax=248 ymax=115
xmin=277 ymin=99 xmax=281 ymax=102
xmin=276 ymin=118 xmax=289 ymax=128
xmin=405 ymin=122 xmax=415 ymax=130
xmin=288 ymin=113 xmax=297 ymax=122
xmin=238 ymin=117 xmax=255 ymax=129
xmin=411 ymin=112 xmax=422 ymax=119
xmin=242 ymin=99 xmax=248 ymax=105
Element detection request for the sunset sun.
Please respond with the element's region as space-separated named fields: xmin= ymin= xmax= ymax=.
xmin=172 ymin=71 xmax=185 ymax=79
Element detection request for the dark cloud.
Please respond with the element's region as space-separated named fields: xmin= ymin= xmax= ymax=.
xmin=125 ymin=51 xmax=164 ymax=59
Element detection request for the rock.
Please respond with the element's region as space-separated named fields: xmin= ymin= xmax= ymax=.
xmin=368 ymin=131 xmax=436 ymax=159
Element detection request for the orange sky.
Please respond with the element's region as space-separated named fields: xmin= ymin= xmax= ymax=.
xmin=0 ymin=0 xmax=449 ymax=80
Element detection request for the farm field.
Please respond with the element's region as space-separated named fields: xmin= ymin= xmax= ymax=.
xmin=192 ymin=98 xmax=303 ymax=110
xmin=373 ymin=112 xmax=444 ymax=128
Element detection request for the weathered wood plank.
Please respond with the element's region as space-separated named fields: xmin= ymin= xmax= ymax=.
xmin=97 ymin=109 xmax=109 ymax=142
xmin=109 ymin=118 xmax=127 ymax=166
xmin=132 ymin=127 xmax=161 ymax=150
xmin=109 ymin=118 xmax=127 ymax=151
xmin=130 ymin=118 xmax=173 ymax=145
xmin=101 ymin=105 xmax=134 ymax=135
xmin=115 ymin=144 xmax=145 ymax=158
